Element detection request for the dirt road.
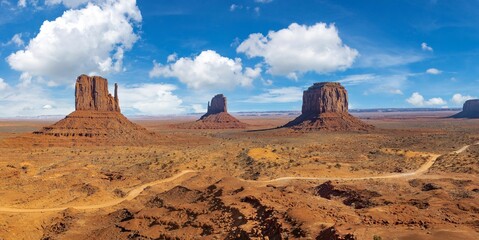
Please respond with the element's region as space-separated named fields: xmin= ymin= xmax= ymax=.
xmin=1 ymin=142 xmax=477 ymax=213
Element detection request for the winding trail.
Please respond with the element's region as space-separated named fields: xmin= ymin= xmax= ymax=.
xmin=1 ymin=142 xmax=478 ymax=213
xmin=0 ymin=170 xmax=197 ymax=213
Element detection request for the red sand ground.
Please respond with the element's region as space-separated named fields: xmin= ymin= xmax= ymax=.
xmin=0 ymin=112 xmax=477 ymax=239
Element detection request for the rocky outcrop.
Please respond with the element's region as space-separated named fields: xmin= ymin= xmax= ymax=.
xmin=33 ymin=75 xmax=154 ymax=145
xmin=202 ymin=94 xmax=227 ymax=117
xmin=75 ymin=75 xmax=120 ymax=112
xmin=283 ymin=82 xmax=373 ymax=131
xmin=178 ymin=94 xmax=247 ymax=129
xmin=316 ymin=226 xmax=357 ymax=240
xmin=302 ymin=82 xmax=348 ymax=114
xmin=450 ymin=99 xmax=479 ymax=118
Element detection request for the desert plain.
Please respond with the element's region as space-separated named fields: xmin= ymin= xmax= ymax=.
xmin=0 ymin=112 xmax=478 ymax=240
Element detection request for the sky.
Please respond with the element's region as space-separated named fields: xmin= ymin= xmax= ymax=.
xmin=1 ymin=0 xmax=479 ymax=117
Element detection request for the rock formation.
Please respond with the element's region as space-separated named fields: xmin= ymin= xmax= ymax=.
xmin=33 ymin=75 xmax=154 ymax=144
xmin=75 ymin=75 xmax=120 ymax=112
xmin=301 ymin=82 xmax=349 ymax=115
xmin=450 ymin=99 xmax=479 ymax=118
xmin=283 ymin=82 xmax=373 ymax=131
xmin=202 ymin=94 xmax=228 ymax=118
xmin=178 ymin=94 xmax=247 ymax=129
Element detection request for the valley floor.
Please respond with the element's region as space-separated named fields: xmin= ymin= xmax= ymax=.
xmin=0 ymin=113 xmax=478 ymax=239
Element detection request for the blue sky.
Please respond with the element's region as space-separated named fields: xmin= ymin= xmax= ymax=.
xmin=0 ymin=0 xmax=479 ymax=117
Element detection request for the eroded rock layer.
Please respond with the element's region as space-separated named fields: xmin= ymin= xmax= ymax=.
xmin=450 ymin=99 xmax=479 ymax=118
xmin=302 ymin=82 xmax=348 ymax=114
xmin=180 ymin=112 xmax=248 ymax=129
xmin=34 ymin=111 xmax=148 ymax=139
xmin=284 ymin=82 xmax=373 ymax=131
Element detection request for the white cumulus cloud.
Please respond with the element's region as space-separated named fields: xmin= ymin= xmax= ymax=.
xmin=237 ymin=22 xmax=358 ymax=78
xmin=10 ymin=33 xmax=24 ymax=46
xmin=0 ymin=78 xmax=9 ymax=90
xmin=45 ymin=0 xmax=96 ymax=8
xmin=167 ymin=53 xmax=178 ymax=63
xmin=119 ymin=83 xmax=184 ymax=115
xmin=191 ymin=104 xmax=206 ymax=113
xmin=7 ymin=0 xmax=142 ymax=85
xmin=451 ymin=93 xmax=476 ymax=106
xmin=149 ymin=50 xmax=259 ymax=91
xmin=426 ymin=68 xmax=441 ymax=75
xmin=427 ymin=97 xmax=447 ymax=105
xmin=3 ymin=33 xmax=24 ymax=47
xmin=230 ymin=4 xmax=242 ymax=11
xmin=17 ymin=0 xmax=26 ymax=7
xmin=0 ymin=79 xmax=73 ymax=117
xmin=406 ymin=92 xmax=446 ymax=106
xmin=421 ymin=42 xmax=433 ymax=52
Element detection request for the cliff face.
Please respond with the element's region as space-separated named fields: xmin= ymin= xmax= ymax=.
xmin=206 ymin=94 xmax=227 ymax=115
xmin=462 ymin=100 xmax=479 ymax=114
xmin=201 ymin=94 xmax=228 ymax=119
xmin=450 ymin=99 xmax=479 ymax=118
xmin=284 ymin=82 xmax=373 ymax=131
xmin=301 ymin=82 xmax=348 ymax=114
xmin=75 ymin=75 xmax=120 ymax=112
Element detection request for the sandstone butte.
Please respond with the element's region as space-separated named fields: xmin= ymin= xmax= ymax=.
xmin=32 ymin=75 xmax=154 ymax=144
xmin=283 ymin=82 xmax=373 ymax=131
xmin=178 ymin=94 xmax=247 ymax=129
xmin=75 ymin=74 xmax=120 ymax=112
xmin=450 ymin=99 xmax=479 ymax=118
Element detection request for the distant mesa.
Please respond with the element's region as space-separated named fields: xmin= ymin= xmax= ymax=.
xmin=283 ymin=82 xmax=373 ymax=131
xmin=449 ymin=99 xmax=479 ymax=118
xmin=178 ymin=94 xmax=247 ymax=129
xmin=33 ymin=75 xmax=153 ymax=144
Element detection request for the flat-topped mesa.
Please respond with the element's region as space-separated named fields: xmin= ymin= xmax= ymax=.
xmin=462 ymin=99 xmax=479 ymax=114
xmin=450 ymin=99 xmax=479 ymax=118
xmin=75 ymin=75 xmax=120 ymax=112
xmin=302 ymin=82 xmax=348 ymax=115
xmin=283 ymin=82 xmax=373 ymax=131
xmin=206 ymin=94 xmax=227 ymax=115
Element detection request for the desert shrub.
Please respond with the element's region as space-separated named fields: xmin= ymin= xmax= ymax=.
xmin=452 ymin=189 xmax=473 ymax=199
